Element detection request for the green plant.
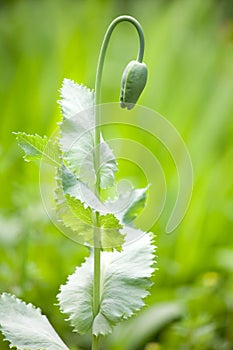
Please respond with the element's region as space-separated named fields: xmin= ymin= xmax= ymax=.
xmin=0 ymin=16 xmax=155 ymax=350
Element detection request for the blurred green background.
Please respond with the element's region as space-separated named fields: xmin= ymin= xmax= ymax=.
xmin=0 ymin=0 xmax=233 ymax=349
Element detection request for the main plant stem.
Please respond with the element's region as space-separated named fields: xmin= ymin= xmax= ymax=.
xmin=92 ymin=16 xmax=145 ymax=350
xmin=92 ymin=236 xmax=101 ymax=350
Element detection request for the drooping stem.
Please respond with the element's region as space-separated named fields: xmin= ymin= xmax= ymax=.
xmin=92 ymin=15 xmax=145 ymax=350
xmin=94 ymin=15 xmax=145 ymax=108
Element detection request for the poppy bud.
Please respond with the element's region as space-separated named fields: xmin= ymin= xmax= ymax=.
xmin=120 ymin=60 xmax=148 ymax=110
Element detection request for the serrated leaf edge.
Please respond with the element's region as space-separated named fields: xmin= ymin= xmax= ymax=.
xmin=14 ymin=132 xmax=61 ymax=167
xmin=0 ymin=293 xmax=69 ymax=350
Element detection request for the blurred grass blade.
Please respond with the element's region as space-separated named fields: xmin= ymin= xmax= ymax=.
xmin=105 ymin=302 xmax=184 ymax=350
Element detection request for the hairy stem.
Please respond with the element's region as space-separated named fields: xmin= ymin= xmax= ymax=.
xmin=92 ymin=15 xmax=145 ymax=350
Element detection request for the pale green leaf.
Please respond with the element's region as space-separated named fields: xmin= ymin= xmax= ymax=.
xmin=60 ymin=113 xmax=95 ymax=188
xmin=58 ymin=78 xmax=117 ymax=189
xmin=55 ymin=165 xmax=124 ymax=250
xmin=0 ymin=293 xmax=69 ymax=350
xmin=65 ymin=194 xmax=93 ymax=226
xmin=60 ymin=164 xmax=106 ymax=213
xmin=57 ymin=233 xmax=155 ymax=336
xmin=106 ymin=186 xmax=148 ymax=225
xmin=122 ymin=187 xmax=148 ymax=224
xmin=58 ymin=256 xmax=94 ymax=335
xmin=98 ymin=213 xmax=124 ymax=251
xmin=56 ymin=192 xmax=94 ymax=247
xmin=59 ymin=78 xmax=94 ymax=119
xmin=14 ymin=132 xmax=60 ymax=166
xmin=98 ymin=136 xmax=118 ymax=188
xmin=61 ymin=194 xmax=125 ymax=250
xmin=59 ymin=79 xmax=95 ymax=187
xmin=55 ymin=167 xmax=93 ymax=246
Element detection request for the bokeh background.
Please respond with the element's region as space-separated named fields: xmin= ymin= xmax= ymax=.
xmin=0 ymin=0 xmax=233 ymax=349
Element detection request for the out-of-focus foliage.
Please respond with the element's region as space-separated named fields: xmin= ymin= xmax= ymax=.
xmin=0 ymin=0 xmax=232 ymax=349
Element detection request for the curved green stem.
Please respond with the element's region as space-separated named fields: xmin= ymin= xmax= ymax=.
xmin=94 ymin=15 xmax=145 ymax=109
xmin=92 ymin=16 xmax=145 ymax=350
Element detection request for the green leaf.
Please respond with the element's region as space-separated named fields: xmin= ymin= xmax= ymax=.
xmin=57 ymin=232 xmax=155 ymax=336
xmin=55 ymin=165 xmax=124 ymax=250
xmin=106 ymin=186 xmax=148 ymax=225
xmin=55 ymin=166 xmax=93 ymax=246
xmin=14 ymin=132 xmax=60 ymax=166
xmin=56 ymin=182 xmax=124 ymax=250
xmin=0 ymin=293 xmax=69 ymax=350
xmin=58 ymin=78 xmax=117 ymax=189
xmin=59 ymin=78 xmax=94 ymax=119
xmin=98 ymin=213 xmax=124 ymax=251
xmin=60 ymin=112 xmax=96 ymax=188
xmin=60 ymin=164 xmax=147 ymax=228
xmin=122 ymin=187 xmax=148 ymax=224
xmin=56 ymin=191 xmax=94 ymax=247
xmin=60 ymin=164 xmax=105 ymax=213
xmin=98 ymin=136 xmax=118 ymax=188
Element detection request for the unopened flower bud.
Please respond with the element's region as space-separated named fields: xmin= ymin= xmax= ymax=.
xmin=120 ymin=60 xmax=148 ymax=110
